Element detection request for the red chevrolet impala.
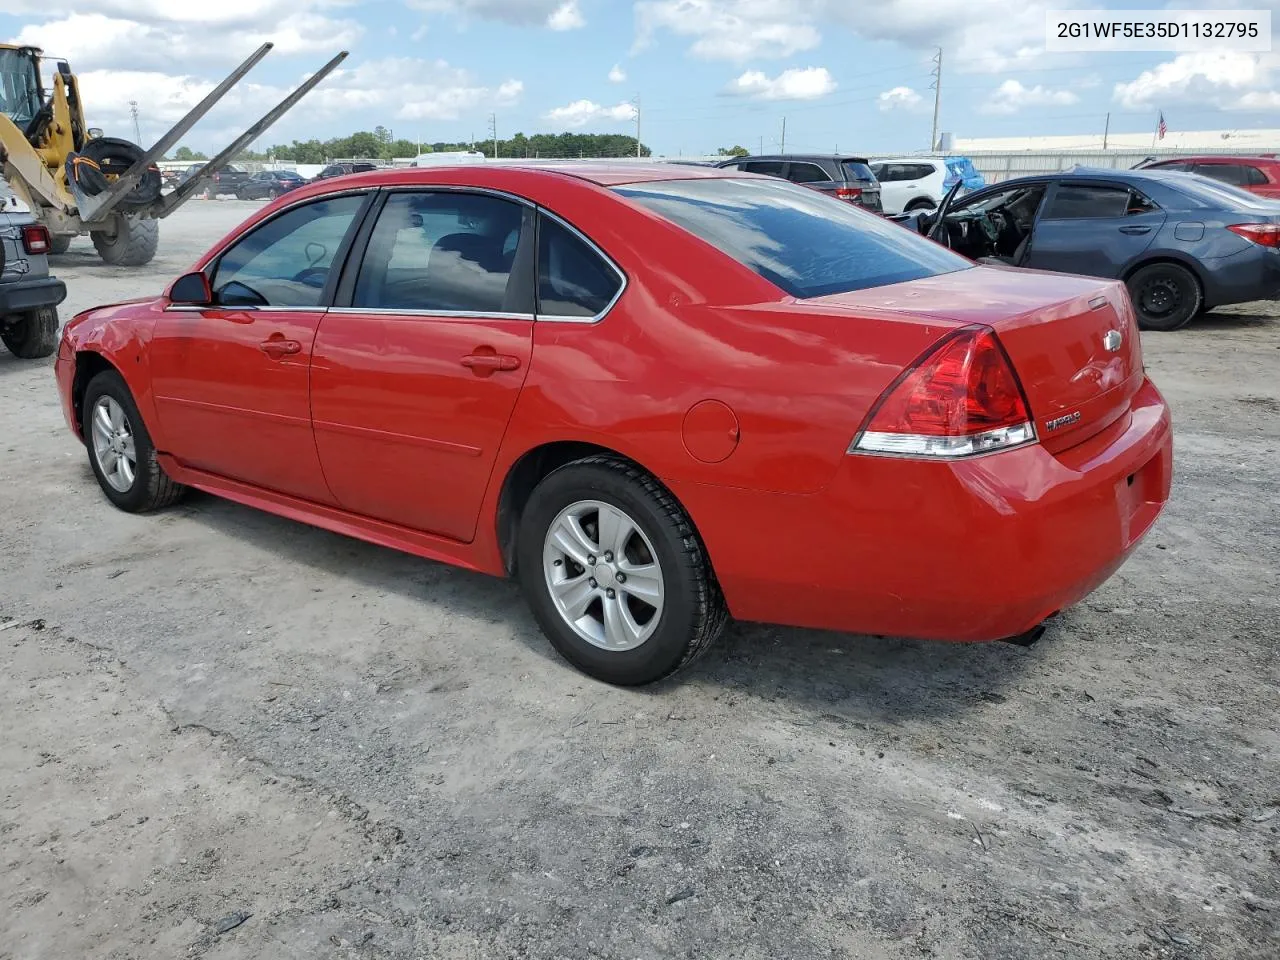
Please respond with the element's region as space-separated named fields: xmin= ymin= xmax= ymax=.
xmin=55 ymin=163 xmax=1172 ymax=685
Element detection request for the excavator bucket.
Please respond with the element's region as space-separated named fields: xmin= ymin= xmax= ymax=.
xmin=70 ymin=45 xmax=348 ymax=224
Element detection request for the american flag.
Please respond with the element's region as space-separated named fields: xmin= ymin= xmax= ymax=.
xmin=1158 ymin=111 xmax=1167 ymax=140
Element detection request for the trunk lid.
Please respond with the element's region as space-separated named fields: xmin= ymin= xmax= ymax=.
xmin=811 ymin=265 xmax=1143 ymax=453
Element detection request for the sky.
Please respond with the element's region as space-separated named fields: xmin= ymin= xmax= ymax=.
xmin=3 ymin=0 xmax=1279 ymax=157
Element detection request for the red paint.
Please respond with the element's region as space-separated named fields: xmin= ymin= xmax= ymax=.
xmin=55 ymin=163 xmax=1173 ymax=644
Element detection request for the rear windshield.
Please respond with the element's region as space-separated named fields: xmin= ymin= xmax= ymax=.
xmin=1163 ymin=173 xmax=1280 ymax=211
xmin=615 ymin=177 xmax=971 ymax=299
xmin=842 ymin=160 xmax=876 ymax=182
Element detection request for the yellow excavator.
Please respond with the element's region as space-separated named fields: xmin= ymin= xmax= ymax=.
xmin=0 ymin=42 xmax=346 ymax=266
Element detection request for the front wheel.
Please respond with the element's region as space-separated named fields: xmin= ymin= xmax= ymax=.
xmin=83 ymin=370 xmax=186 ymax=512
xmin=0 ymin=306 xmax=59 ymax=359
xmin=1126 ymin=262 xmax=1202 ymax=331
xmin=91 ymin=215 xmax=159 ymax=267
xmin=516 ymin=456 xmax=727 ymax=686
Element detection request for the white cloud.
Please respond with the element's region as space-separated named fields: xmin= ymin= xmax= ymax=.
xmin=409 ymin=0 xmax=579 ymax=27
xmin=1113 ymin=52 xmax=1278 ymax=111
xmin=878 ymin=85 xmax=924 ymax=112
xmin=547 ymin=0 xmax=585 ymax=29
xmin=979 ymin=79 xmax=1078 ymax=114
xmin=608 ymin=63 xmax=627 ymax=83
xmin=633 ymin=0 xmax=821 ymax=61
xmin=545 ymin=99 xmax=637 ymax=128
xmin=724 ymin=67 xmax=835 ymax=101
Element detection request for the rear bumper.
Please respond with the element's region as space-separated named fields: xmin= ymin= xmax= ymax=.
xmin=673 ymin=376 xmax=1173 ymax=642
xmin=1199 ymin=246 xmax=1280 ymax=307
xmin=0 ymin=276 xmax=67 ymax=315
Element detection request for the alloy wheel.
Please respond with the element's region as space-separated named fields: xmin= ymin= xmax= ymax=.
xmin=90 ymin=396 xmax=137 ymax=493
xmin=542 ymin=499 xmax=665 ymax=651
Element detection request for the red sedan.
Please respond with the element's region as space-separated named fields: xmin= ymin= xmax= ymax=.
xmin=1140 ymin=155 xmax=1280 ymax=198
xmin=55 ymin=164 xmax=1173 ymax=685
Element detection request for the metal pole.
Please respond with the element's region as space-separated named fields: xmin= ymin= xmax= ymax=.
xmin=930 ymin=48 xmax=942 ymax=151
xmin=780 ymin=116 xmax=786 ymax=153
xmin=634 ymin=95 xmax=641 ymax=157
xmin=1102 ymin=112 xmax=1110 ymax=150
xmin=490 ymin=114 xmax=498 ymax=159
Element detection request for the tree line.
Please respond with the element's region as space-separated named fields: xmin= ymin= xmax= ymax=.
xmin=171 ymin=127 xmax=652 ymax=164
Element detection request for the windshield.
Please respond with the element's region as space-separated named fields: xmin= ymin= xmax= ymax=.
xmin=615 ymin=177 xmax=971 ymax=299
xmin=0 ymin=49 xmax=42 ymax=126
xmin=842 ymin=160 xmax=875 ymax=182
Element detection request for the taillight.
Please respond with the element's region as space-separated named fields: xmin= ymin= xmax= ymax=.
xmin=21 ymin=224 xmax=51 ymax=255
xmin=850 ymin=325 xmax=1036 ymax=458
xmin=1227 ymin=223 xmax=1280 ymax=247
xmin=835 ymin=187 xmax=863 ymax=201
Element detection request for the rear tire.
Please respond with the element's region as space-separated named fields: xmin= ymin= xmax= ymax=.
xmin=905 ymin=198 xmax=936 ymax=212
xmin=1126 ymin=262 xmax=1201 ymax=331
xmin=516 ymin=456 xmax=727 ymax=686
xmin=82 ymin=370 xmax=186 ymax=512
xmin=91 ymin=216 xmax=159 ymax=267
xmin=1 ymin=306 xmax=59 ymax=359
xmin=48 ymin=235 xmax=73 ymax=255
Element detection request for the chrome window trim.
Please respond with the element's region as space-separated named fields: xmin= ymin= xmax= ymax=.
xmin=535 ymin=207 xmax=628 ymax=325
xmin=327 ymin=307 xmax=534 ymax=321
xmin=380 ymin=183 xmax=536 ymax=208
xmin=163 ymin=304 xmax=328 ymax=314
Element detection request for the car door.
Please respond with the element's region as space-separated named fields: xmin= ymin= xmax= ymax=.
xmin=1023 ymin=181 xmax=1165 ymax=279
xmin=872 ymin=163 xmax=908 ymax=214
xmin=309 ymin=189 xmax=537 ymax=542
xmin=149 ymin=191 xmax=370 ymax=502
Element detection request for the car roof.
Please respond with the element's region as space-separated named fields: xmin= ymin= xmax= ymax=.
xmin=995 ymin=166 xmax=1204 ymax=187
xmin=1148 ymin=155 xmax=1279 ymax=163
xmin=730 ymin=154 xmax=869 ymax=163
xmin=330 ymin=161 xmax=753 ymax=188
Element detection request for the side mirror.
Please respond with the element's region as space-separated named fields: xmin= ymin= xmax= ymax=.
xmin=170 ymin=271 xmax=212 ymax=305
xmin=86 ymin=127 xmax=103 ymax=139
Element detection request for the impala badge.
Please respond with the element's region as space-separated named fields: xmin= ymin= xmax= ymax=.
xmin=1045 ymin=411 xmax=1082 ymax=432
xmin=1103 ymin=329 xmax=1123 ymax=352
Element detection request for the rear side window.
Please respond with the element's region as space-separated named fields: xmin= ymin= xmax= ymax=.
xmin=615 ymin=177 xmax=970 ymax=299
xmin=741 ymin=160 xmax=786 ymax=177
xmin=1042 ymin=185 xmax=1131 ymax=219
xmin=1194 ymin=163 xmax=1251 ymax=186
xmin=786 ymin=162 xmax=831 ymax=184
xmin=1245 ymin=165 xmax=1268 ymax=186
xmin=842 ymin=160 xmax=876 ymax=182
xmin=538 ymin=215 xmax=622 ymax=318
xmin=906 ymin=163 xmax=937 ymax=180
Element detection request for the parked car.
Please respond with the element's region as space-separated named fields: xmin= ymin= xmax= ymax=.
xmin=1137 ymin=155 xmax=1280 ymax=199
xmin=312 ymin=161 xmax=378 ymax=181
xmin=236 ymin=169 xmax=308 ymax=200
xmin=55 ymin=163 xmax=1171 ymax=685
xmin=177 ymin=162 xmax=250 ymax=199
xmin=895 ymin=166 xmax=1280 ymax=331
xmin=869 ymin=158 xmax=948 ymax=214
xmin=714 ymin=154 xmax=883 ymax=212
xmin=1 ymin=200 xmax=67 ymax=358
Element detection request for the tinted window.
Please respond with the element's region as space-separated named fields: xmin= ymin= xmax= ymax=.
xmin=786 ymin=162 xmax=831 ymax=184
xmin=1245 ymin=165 xmax=1269 ymax=186
xmin=1042 ymin=185 xmax=1130 ymax=219
xmin=741 ymin=160 xmax=786 ymax=176
xmin=1157 ymin=161 xmax=1192 ymax=172
xmin=212 ymin=194 xmax=364 ymax=307
xmin=906 ymin=163 xmax=937 ymax=180
xmin=842 ymin=160 xmax=876 ymax=182
xmin=1195 ymin=163 xmax=1250 ymax=186
xmin=538 ymin=216 xmax=622 ymax=318
xmin=616 ymin=177 xmax=970 ymax=299
xmin=352 ymin=191 xmax=527 ymax=313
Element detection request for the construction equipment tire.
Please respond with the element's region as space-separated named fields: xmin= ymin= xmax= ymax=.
xmin=92 ymin=216 xmax=159 ymax=267
xmin=70 ymin=137 xmax=162 ymax=209
xmin=49 ymin=235 xmax=74 ymax=255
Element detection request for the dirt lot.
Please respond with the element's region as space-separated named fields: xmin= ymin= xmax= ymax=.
xmin=2 ymin=200 xmax=1277 ymax=960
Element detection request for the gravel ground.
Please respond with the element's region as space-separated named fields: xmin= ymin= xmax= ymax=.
xmin=2 ymin=200 xmax=1278 ymax=960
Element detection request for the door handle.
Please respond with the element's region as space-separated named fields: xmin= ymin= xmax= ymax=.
xmin=1119 ymin=225 xmax=1152 ymax=235
xmin=461 ymin=352 xmax=521 ymax=374
xmin=260 ymin=337 xmax=301 ymax=359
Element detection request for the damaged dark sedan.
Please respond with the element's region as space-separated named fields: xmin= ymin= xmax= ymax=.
xmin=894 ymin=167 xmax=1280 ymax=331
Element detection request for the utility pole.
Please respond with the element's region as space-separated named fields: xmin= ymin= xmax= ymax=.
xmin=759 ymin=135 xmax=763 ymax=154
xmin=489 ymin=113 xmax=497 ymax=159
xmin=632 ymin=94 xmax=641 ymax=157
xmin=129 ymin=100 xmax=141 ymax=143
xmin=1102 ymin=112 xmax=1110 ymax=150
xmin=929 ymin=47 xmax=943 ymax=151
xmin=780 ymin=116 xmax=786 ymax=153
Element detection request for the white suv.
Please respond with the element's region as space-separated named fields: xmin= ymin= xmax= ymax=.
xmin=868 ymin=158 xmax=947 ymax=215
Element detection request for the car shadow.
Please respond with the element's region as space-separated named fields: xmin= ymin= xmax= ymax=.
xmin=1194 ymin=308 xmax=1280 ymax=331
xmin=175 ymin=489 xmax=1039 ymax=721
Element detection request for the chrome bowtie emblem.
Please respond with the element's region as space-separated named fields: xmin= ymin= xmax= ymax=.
xmin=1103 ymin=329 xmax=1123 ymax=352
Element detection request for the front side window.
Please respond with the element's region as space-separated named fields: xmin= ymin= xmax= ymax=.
xmin=352 ymin=191 xmax=529 ymax=313
xmin=616 ymin=177 xmax=971 ymax=299
xmin=211 ymin=194 xmax=365 ymax=307
xmin=741 ymin=160 xmax=786 ymax=177
xmin=538 ymin=215 xmax=622 ymax=318
xmin=1041 ymin=185 xmax=1131 ymax=219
